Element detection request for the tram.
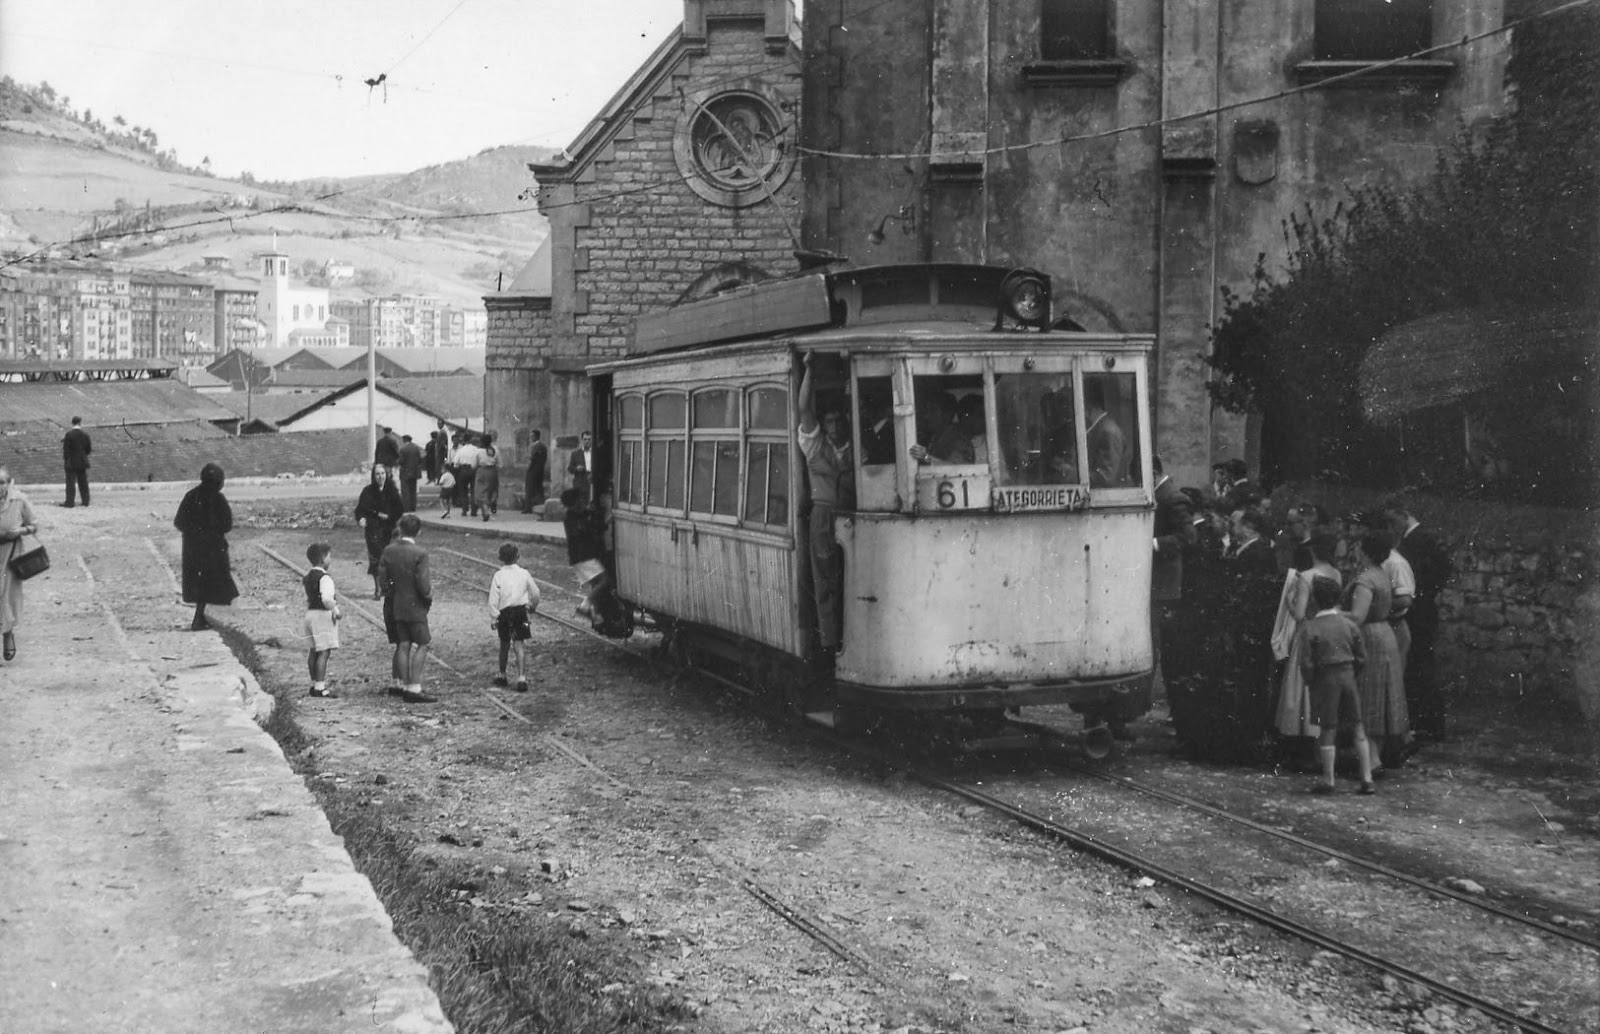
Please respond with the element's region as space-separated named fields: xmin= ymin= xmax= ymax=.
xmin=588 ymin=263 xmax=1156 ymax=743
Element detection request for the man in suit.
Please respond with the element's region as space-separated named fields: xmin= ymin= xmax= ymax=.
xmin=1223 ymin=506 xmax=1279 ymax=750
xmin=568 ymin=430 xmax=594 ymax=500
xmin=1385 ymin=495 xmax=1454 ymax=739
xmin=396 ymin=434 xmax=424 ymax=512
xmin=1084 ymin=378 xmax=1130 ymax=487
xmin=376 ymin=513 xmax=435 ymax=704
xmin=522 ymin=429 xmax=548 ymax=514
xmin=373 ymin=426 xmax=400 ymax=472
xmin=62 ymin=416 xmax=92 ymax=507
xmin=1152 ymin=454 xmax=1196 ymax=683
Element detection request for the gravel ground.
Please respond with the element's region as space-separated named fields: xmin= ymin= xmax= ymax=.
xmin=181 ymin=499 xmax=1597 ymax=1034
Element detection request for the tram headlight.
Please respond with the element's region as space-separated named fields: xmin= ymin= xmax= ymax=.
xmin=999 ymin=269 xmax=1050 ymax=329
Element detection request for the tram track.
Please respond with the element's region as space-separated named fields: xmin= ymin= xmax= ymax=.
xmin=303 ymin=540 xmax=1593 ymax=1033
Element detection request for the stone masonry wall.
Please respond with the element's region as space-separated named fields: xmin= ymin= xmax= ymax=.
xmin=1279 ymin=483 xmax=1597 ymax=719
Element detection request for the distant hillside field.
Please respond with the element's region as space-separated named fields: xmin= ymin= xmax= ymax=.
xmin=0 ymin=81 xmax=554 ymax=306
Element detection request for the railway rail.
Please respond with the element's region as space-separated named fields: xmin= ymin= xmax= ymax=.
xmin=275 ymin=539 xmax=1591 ymax=1034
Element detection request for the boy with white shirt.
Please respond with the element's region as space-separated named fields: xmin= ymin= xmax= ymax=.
xmin=302 ymin=542 xmax=343 ymax=699
xmin=487 ymin=542 xmax=540 ymax=692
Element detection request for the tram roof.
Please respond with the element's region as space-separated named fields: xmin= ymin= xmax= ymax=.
xmin=625 ymin=263 xmax=1154 ymax=363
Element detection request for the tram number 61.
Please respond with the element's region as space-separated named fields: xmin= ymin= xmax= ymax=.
xmin=937 ymin=480 xmax=968 ymax=509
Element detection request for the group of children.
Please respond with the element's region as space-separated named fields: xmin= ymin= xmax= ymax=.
xmin=298 ymin=539 xmax=542 ymax=700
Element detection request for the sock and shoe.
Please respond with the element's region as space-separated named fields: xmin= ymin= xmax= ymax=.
xmin=309 ymin=681 xmax=337 ymax=699
xmin=399 ymin=684 xmax=437 ymax=704
xmin=492 ymin=672 xmax=509 ymax=687
xmin=515 ymin=678 xmax=528 ymax=692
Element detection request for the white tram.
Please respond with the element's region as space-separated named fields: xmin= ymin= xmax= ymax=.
xmin=589 ymin=264 xmax=1155 ymax=734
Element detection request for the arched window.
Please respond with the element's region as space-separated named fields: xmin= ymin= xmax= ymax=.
xmin=616 ymin=394 xmax=644 ymax=506
xmin=742 ymin=384 xmax=789 ymax=528
xmin=646 ymin=391 xmax=688 ymax=513
xmin=689 ymin=388 xmax=740 ymax=518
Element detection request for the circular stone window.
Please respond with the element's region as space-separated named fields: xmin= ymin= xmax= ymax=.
xmin=673 ymin=83 xmax=796 ymax=208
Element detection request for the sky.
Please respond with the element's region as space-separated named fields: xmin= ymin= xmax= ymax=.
xmin=0 ymin=0 xmax=685 ymax=181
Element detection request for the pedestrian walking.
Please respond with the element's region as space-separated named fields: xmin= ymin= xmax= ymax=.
xmin=397 ymin=434 xmax=424 ymax=512
xmin=522 ymin=429 xmax=548 ymax=514
xmin=62 ymin=415 xmax=92 ymax=508
xmin=437 ymin=468 xmax=456 ymax=518
xmin=302 ymin=542 xmax=342 ymax=699
xmin=373 ymin=426 xmax=400 ymax=471
xmin=354 ymin=466 xmax=403 ymax=598
xmin=487 ymin=542 xmax=540 ymax=692
xmin=475 ymin=434 xmax=500 ymax=522
xmin=173 ymin=463 xmax=238 ymax=632
xmin=376 ymin=513 xmax=435 ymax=704
xmin=0 ymin=465 xmax=41 ymax=661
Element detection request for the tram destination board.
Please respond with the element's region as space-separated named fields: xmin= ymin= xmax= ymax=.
xmin=991 ymin=485 xmax=1089 ymax=513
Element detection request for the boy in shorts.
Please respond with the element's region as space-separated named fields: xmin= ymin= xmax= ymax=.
xmin=302 ymin=542 xmax=342 ymax=698
xmin=1299 ymin=576 xmax=1375 ymax=795
xmin=437 ymin=467 xmax=456 ymax=519
xmin=487 ymin=542 xmax=541 ymax=691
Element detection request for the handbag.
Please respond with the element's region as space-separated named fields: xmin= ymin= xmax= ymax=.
xmin=7 ymin=534 xmax=50 ymax=581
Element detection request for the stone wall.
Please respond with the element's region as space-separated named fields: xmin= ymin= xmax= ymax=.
xmin=1280 ymin=484 xmax=1597 ymax=718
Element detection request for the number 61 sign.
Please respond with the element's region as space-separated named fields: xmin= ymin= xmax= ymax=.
xmin=914 ymin=471 xmax=991 ymax=512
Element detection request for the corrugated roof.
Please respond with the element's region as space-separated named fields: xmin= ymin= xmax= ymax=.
xmin=0 ymin=379 xmax=240 ymax=430
xmin=209 ymin=390 xmax=333 ymax=426
xmin=336 ymin=348 xmax=486 ymax=375
xmin=0 ymin=425 xmax=372 ymax=487
xmin=267 ymin=368 xmax=365 ymax=389
xmin=1360 ymin=307 xmax=1596 ymax=424
xmin=0 ymin=358 xmax=180 ymax=377
xmin=381 ymin=374 xmax=483 ymax=421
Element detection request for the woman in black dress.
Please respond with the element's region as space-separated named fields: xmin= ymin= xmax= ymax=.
xmin=174 ymin=463 xmax=238 ymax=631
xmin=354 ymin=466 xmax=403 ymax=598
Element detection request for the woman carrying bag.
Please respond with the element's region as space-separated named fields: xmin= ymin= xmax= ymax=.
xmin=1 ymin=466 xmax=44 ymax=660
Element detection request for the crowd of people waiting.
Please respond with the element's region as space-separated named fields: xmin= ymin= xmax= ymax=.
xmin=1158 ymin=459 xmax=1455 ymax=790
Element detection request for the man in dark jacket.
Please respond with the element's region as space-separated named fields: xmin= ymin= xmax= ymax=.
xmin=62 ymin=416 xmax=92 ymax=507
xmin=376 ymin=514 xmax=434 ymax=704
xmin=373 ymin=427 xmax=400 ymax=471
xmin=396 ymin=435 xmax=424 ymax=512
xmin=1385 ymin=495 xmax=1454 ymax=739
xmin=1152 ymin=455 xmax=1196 ymax=688
xmin=522 ymin=429 xmax=548 ymax=514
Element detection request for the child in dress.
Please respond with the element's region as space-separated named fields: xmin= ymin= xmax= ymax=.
xmin=487 ymin=542 xmax=540 ymax=692
xmin=437 ymin=468 xmax=456 ymax=519
xmin=1299 ymin=576 xmax=1374 ymax=795
xmin=302 ymin=542 xmax=342 ymax=699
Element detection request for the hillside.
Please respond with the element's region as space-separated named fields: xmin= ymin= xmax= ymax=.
xmin=0 ymin=80 xmax=554 ymax=307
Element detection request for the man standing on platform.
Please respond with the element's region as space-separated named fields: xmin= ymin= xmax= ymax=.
xmin=522 ymin=429 xmax=548 ymax=514
xmin=397 ymin=434 xmax=424 ymax=512
xmin=62 ymin=416 xmax=92 ymax=508
xmin=568 ymin=430 xmax=594 ymax=500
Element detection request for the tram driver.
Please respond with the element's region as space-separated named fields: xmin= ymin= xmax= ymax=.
xmin=797 ymin=352 xmax=855 ymax=664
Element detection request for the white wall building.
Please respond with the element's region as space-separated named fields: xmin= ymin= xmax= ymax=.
xmin=255 ymin=251 xmax=331 ymax=348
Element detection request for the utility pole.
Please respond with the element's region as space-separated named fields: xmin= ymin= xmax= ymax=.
xmin=366 ymin=331 xmax=377 ymax=465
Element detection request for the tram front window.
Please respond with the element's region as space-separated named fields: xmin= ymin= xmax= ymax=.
xmin=994 ymin=372 xmax=1080 ymax=485
xmin=1084 ymin=371 xmax=1140 ymax=488
xmin=911 ymin=374 xmax=982 ymax=466
xmin=855 ymin=377 xmax=895 ymax=466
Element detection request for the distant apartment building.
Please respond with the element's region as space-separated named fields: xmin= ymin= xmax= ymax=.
xmin=255 ymin=250 xmax=331 ymax=347
xmin=128 ymin=271 xmax=214 ymax=363
xmin=212 ymin=277 xmax=262 ymax=354
xmin=287 ymin=315 xmax=351 ymax=349
xmin=331 ymin=294 xmax=487 ymax=350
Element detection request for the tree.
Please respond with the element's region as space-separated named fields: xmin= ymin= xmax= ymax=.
xmin=113 ymin=114 xmax=125 ymax=128
xmin=1207 ymin=0 xmax=1598 ymax=493
xmin=38 ymin=81 xmax=55 ymax=104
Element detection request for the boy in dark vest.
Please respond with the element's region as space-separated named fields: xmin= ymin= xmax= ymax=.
xmin=302 ymin=542 xmax=343 ymax=699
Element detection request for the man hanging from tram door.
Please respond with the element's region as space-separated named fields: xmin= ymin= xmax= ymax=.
xmin=797 ymin=351 xmax=855 ymax=667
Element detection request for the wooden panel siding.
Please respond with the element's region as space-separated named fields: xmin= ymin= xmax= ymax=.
xmin=615 ymin=512 xmax=800 ymax=655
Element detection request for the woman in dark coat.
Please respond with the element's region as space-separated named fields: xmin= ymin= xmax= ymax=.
xmin=174 ymin=462 xmax=238 ymax=631
xmin=354 ymin=466 xmax=403 ymax=598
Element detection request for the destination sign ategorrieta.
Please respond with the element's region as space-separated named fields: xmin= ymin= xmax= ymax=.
xmin=990 ymin=485 xmax=1089 ymax=513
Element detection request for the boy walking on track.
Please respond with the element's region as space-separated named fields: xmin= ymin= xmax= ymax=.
xmin=302 ymin=542 xmax=342 ymax=699
xmin=487 ymin=542 xmax=540 ymax=692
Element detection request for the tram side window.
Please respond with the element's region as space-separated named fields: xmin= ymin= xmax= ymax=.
xmin=911 ymin=375 xmax=984 ymax=465
xmin=855 ymin=376 xmax=895 ymax=466
xmin=689 ymin=388 xmax=740 ymax=518
xmin=742 ymin=441 xmax=789 ymax=527
xmin=646 ymin=392 xmax=688 ymax=512
xmin=993 ymin=372 xmax=1080 ymax=485
xmin=616 ymin=395 xmax=644 ymax=506
xmin=1083 ymin=372 xmax=1140 ymax=488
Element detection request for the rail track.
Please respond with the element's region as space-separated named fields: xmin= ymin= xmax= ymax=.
xmin=337 ymin=540 xmax=1594 ymax=1034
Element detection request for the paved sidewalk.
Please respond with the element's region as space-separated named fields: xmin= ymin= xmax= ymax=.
xmin=0 ymin=507 xmax=453 ymax=1033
